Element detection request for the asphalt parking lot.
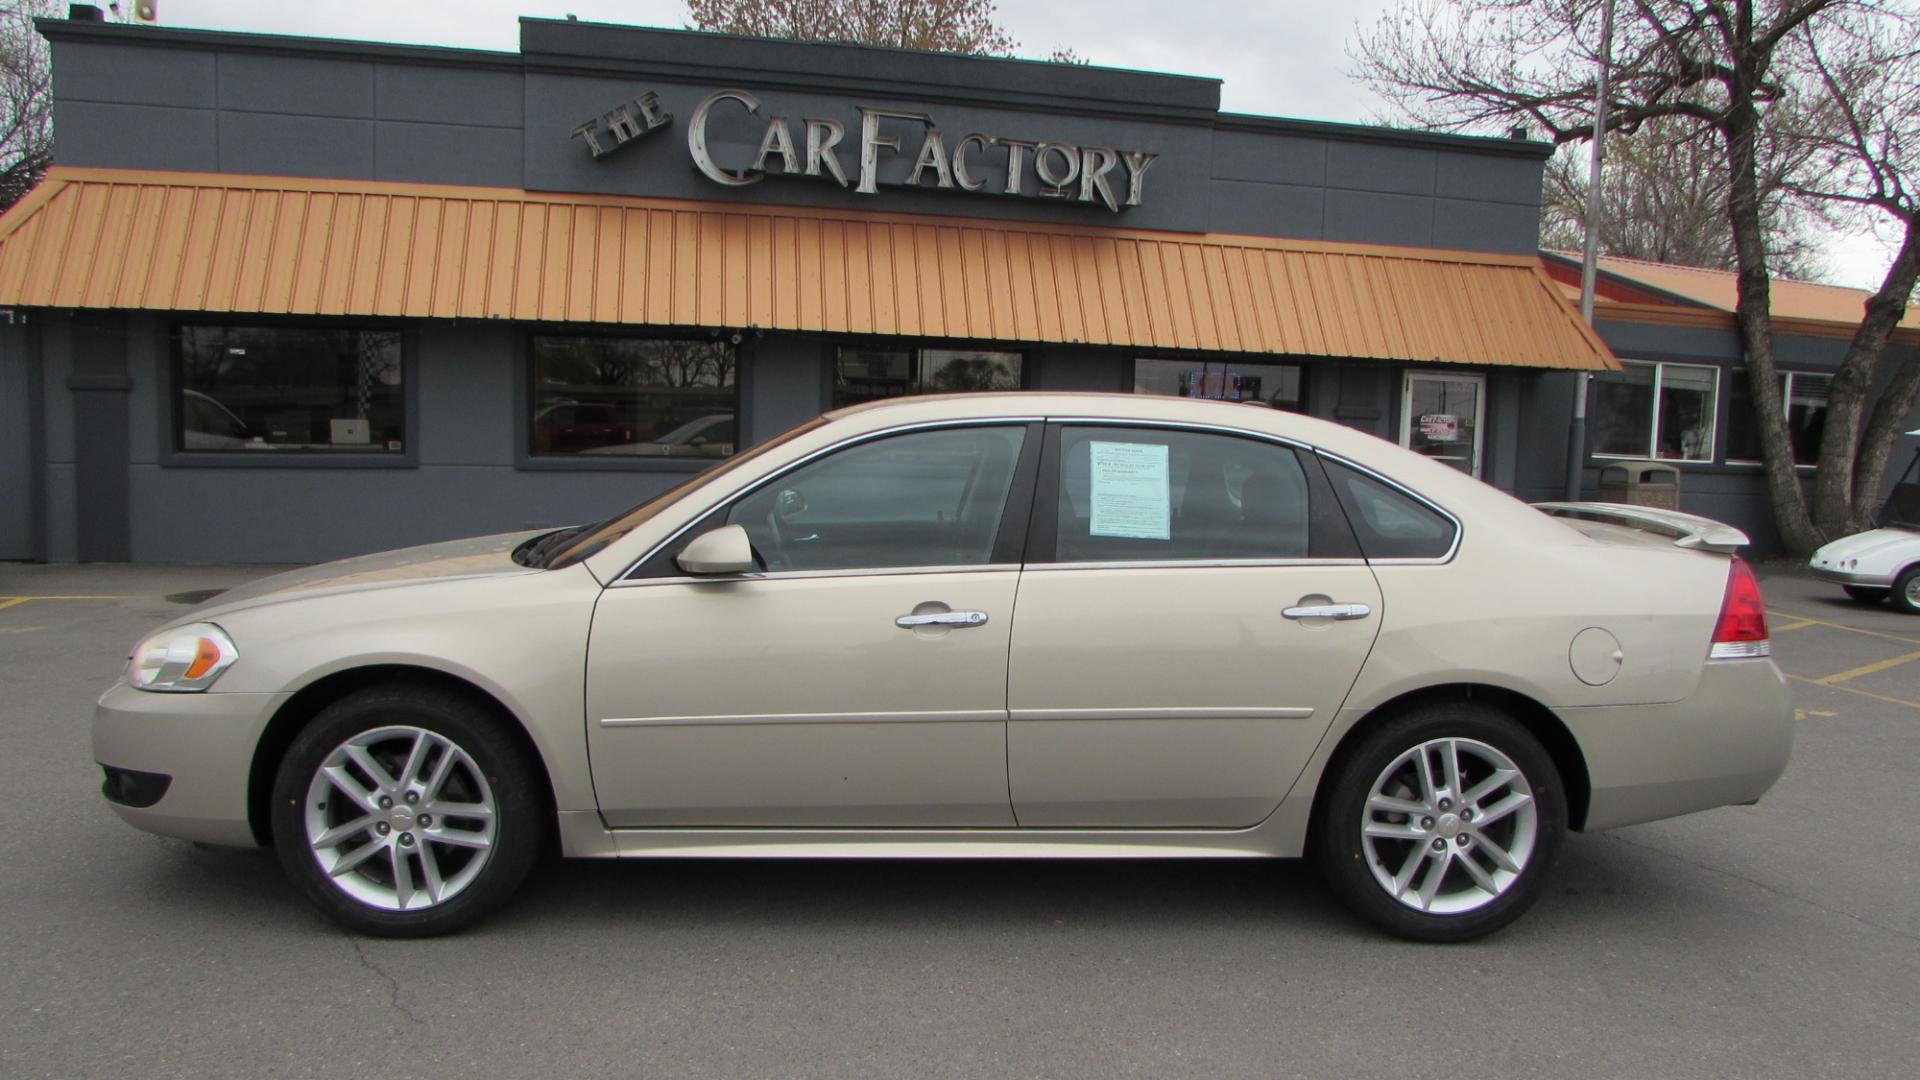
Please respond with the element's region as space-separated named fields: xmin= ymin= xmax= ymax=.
xmin=2 ymin=562 xmax=1916 ymax=1079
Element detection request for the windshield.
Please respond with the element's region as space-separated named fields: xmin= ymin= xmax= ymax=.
xmin=545 ymin=416 xmax=830 ymax=570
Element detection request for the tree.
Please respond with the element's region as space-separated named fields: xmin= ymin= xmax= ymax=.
xmin=687 ymin=0 xmax=1079 ymax=60
xmin=1538 ymin=118 xmax=1825 ymax=278
xmin=0 ymin=1 xmax=58 ymax=212
xmin=1353 ymin=1 xmax=1920 ymax=554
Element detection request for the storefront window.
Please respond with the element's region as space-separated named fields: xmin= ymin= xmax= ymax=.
xmin=1725 ymin=370 xmax=1831 ymax=466
xmin=530 ymin=336 xmax=736 ymax=458
xmin=1133 ymin=358 xmax=1308 ymax=411
xmin=833 ymin=347 xmax=1022 ymax=406
xmin=1589 ymin=360 xmax=1718 ymax=462
xmin=175 ymin=326 xmax=403 ymax=453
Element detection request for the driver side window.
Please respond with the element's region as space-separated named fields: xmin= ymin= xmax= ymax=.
xmin=724 ymin=425 xmax=1028 ymax=572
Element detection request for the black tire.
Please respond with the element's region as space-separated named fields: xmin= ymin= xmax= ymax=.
xmin=1893 ymin=567 xmax=1920 ymax=615
xmin=1842 ymin=585 xmax=1890 ymax=604
xmin=270 ymin=683 xmax=544 ymax=937
xmin=1313 ymin=702 xmax=1567 ymax=943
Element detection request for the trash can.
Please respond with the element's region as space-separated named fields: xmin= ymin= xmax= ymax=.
xmin=1596 ymin=461 xmax=1681 ymax=510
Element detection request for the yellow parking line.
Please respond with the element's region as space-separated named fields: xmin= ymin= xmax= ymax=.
xmin=1787 ymin=673 xmax=1920 ymax=711
xmin=0 ymin=598 xmax=26 ymax=612
xmin=1766 ymin=608 xmax=1920 ymax=648
xmin=1771 ymin=618 xmax=1819 ymax=632
xmin=1815 ymin=648 xmax=1920 ymax=685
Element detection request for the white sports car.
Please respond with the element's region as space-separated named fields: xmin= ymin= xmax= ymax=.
xmin=1809 ymin=526 xmax=1920 ymax=613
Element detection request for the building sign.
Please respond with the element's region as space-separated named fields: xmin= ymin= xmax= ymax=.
xmin=570 ymin=92 xmax=673 ymax=158
xmin=572 ymin=88 xmax=1158 ymax=213
xmin=1418 ymin=414 xmax=1460 ymax=441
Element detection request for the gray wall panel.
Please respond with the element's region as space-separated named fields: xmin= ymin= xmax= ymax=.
xmin=0 ymin=326 xmax=32 ymax=559
xmin=124 ymin=315 xmax=161 ymax=466
xmin=374 ymin=122 xmax=522 ymax=188
xmin=376 ymin=64 xmax=522 ymax=128
xmin=1434 ymin=153 xmax=1541 ymax=206
xmin=1326 ymin=141 xmax=1435 ymax=196
xmin=416 ymin=325 xmax=515 ymax=466
xmin=1324 ymin=190 xmax=1432 ymax=248
xmin=218 ymin=112 xmax=375 ymax=179
xmin=1207 ymin=180 xmax=1325 ymax=239
xmin=1429 ymin=199 xmax=1540 ymax=255
xmin=743 ymin=337 xmax=826 ymax=446
xmin=1210 ymin=130 xmax=1325 ymax=187
xmin=218 ymin=53 xmax=374 ymax=117
xmin=52 ymin=102 xmax=218 ymax=172
xmin=126 ymin=465 xmax=688 ymax=563
xmin=43 ymin=463 xmax=78 ymax=564
xmin=54 ymin=43 xmax=216 ymax=108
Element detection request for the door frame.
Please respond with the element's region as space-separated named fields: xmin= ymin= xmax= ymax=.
xmin=1399 ymin=370 xmax=1487 ymax=479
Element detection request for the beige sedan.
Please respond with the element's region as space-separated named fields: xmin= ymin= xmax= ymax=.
xmin=95 ymin=393 xmax=1792 ymax=940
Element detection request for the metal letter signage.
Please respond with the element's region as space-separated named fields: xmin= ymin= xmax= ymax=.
xmin=577 ymin=87 xmax=1156 ymax=212
xmin=572 ymin=91 xmax=672 ymax=158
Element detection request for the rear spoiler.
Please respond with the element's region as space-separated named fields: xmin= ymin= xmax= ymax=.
xmin=1532 ymin=501 xmax=1750 ymax=554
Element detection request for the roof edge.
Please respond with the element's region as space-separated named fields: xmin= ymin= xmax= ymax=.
xmin=1218 ymin=113 xmax=1556 ymax=159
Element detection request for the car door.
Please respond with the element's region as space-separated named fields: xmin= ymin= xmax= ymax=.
xmin=1007 ymin=422 xmax=1384 ymax=827
xmin=586 ymin=422 xmax=1040 ymax=827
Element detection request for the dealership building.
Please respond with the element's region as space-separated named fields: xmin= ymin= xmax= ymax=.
xmin=0 ymin=9 xmax=1914 ymax=563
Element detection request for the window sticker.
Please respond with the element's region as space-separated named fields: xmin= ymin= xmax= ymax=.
xmin=1088 ymin=441 xmax=1171 ymax=540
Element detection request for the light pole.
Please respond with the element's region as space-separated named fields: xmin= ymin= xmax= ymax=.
xmin=1565 ymin=0 xmax=1615 ymax=500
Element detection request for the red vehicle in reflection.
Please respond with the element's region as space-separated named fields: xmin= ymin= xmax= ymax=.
xmin=531 ymin=401 xmax=635 ymax=455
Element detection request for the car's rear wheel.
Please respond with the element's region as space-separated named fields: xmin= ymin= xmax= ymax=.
xmin=1314 ymin=703 xmax=1566 ymax=942
xmin=270 ymin=684 xmax=543 ymax=937
xmin=1893 ymin=568 xmax=1920 ymax=615
xmin=1843 ymin=585 xmax=1890 ymax=604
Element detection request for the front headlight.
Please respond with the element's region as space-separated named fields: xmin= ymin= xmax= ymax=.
xmin=127 ymin=623 xmax=239 ymax=692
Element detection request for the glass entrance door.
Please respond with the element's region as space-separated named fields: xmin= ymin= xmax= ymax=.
xmin=1400 ymin=373 xmax=1485 ymax=478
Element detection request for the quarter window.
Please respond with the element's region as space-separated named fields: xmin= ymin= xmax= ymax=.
xmin=1051 ymin=426 xmax=1312 ymax=562
xmin=1322 ymin=460 xmax=1457 ymax=560
xmin=1725 ymin=370 xmax=1830 ymax=466
xmin=833 ymin=347 xmax=1022 ymax=407
xmin=1589 ymin=359 xmax=1719 ymax=462
xmin=726 ymin=426 xmax=1027 ymax=572
xmin=530 ymin=336 xmax=736 ymax=458
xmin=174 ymin=326 xmax=403 ymax=453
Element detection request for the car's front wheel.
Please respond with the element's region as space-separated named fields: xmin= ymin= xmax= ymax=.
xmin=1843 ymin=585 xmax=1890 ymax=604
xmin=1314 ymin=703 xmax=1566 ymax=942
xmin=1893 ymin=567 xmax=1920 ymax=615
xmin=270 ymin=684 xmax=543 ymax=937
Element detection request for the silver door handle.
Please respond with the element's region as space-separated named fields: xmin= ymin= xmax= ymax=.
xmin=896 ymin=610 xmax=990 ymax=629
xmin=1282 ymin=603 xmax=1372 ymax=621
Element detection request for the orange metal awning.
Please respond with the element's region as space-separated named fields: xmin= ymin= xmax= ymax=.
xmin=0 ymin=167 xmax=1615 ymax=370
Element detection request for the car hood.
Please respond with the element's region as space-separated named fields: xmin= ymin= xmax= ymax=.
xmin=178 ymin=530 xmax=552 ymax=624
xmin=1811 ymin=526 xmax=1920 ymax=566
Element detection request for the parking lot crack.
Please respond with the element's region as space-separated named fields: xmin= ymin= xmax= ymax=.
xmin=345 ymin=933 xmax=426 ymax=1026
xmin=1600 ymin=832 xmax=1920 ymax=944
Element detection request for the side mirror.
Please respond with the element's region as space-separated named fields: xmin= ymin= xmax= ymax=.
xmin=675 ymin=523 xmax=764 ymax=576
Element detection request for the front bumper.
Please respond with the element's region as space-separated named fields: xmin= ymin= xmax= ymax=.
xmin=1809 ymin=565 xmax=1894 ymax=588
xmin=93 ymin=682 xmax=290 ymax=847
xmin=1559 ymin=659 xmax=1794 ymax=832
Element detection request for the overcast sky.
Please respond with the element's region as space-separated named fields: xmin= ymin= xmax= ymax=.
xmin=138 ymin=0 xmax=1895 ymax=289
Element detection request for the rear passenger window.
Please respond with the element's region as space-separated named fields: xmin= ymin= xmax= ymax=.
xmin=1052 ymin=426 xmax=1311 ymax=562
xmin=1322 ymin=459 xmax=1457 ymax=560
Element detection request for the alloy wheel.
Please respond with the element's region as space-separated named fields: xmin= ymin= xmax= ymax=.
xmin=302 ymin=725 xmax=498 ymax=912
xmin=1360 ymin=737 xmax=1539 ymax=915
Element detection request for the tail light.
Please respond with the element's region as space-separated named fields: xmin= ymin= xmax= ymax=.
xmin=1709 ymin=557 xmax=1771 ymax=659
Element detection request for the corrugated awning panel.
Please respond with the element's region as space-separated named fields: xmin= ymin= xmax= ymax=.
xmin=0 ymin=167 xmax=1616 ymax=371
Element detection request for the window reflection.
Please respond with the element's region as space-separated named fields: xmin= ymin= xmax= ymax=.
xmin=530 ymin=336 xmax=737 ymax=458
xmin=175 ymin=326 xmax=403 ymax=453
